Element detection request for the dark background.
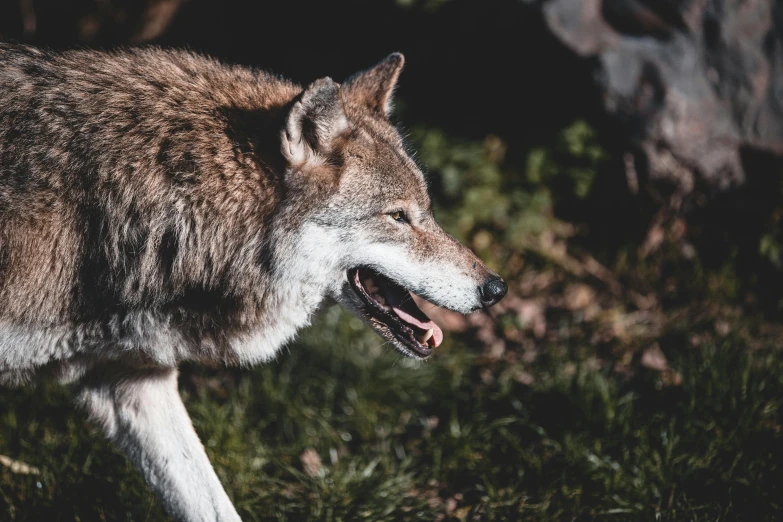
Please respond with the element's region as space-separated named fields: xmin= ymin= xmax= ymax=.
xmin=1 ymin=0 xmax=596 ymax=134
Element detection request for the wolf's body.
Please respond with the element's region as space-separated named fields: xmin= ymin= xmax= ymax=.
xmin=0 ymin=44 xmax=506 ymax=521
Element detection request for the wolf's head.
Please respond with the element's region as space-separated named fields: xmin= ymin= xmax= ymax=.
xmin=278 ymin=53 xmax=506 ymax=359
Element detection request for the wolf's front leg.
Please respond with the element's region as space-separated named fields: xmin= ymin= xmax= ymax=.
xmin=76 ymin=365 xmax=241 ymax=522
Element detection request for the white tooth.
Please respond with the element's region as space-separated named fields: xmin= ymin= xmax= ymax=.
xmin=420 ymin=328 xmax=434 ymax=345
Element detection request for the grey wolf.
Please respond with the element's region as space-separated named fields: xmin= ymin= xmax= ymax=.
xmin=0 ymin=44 xmax=507 ymax=521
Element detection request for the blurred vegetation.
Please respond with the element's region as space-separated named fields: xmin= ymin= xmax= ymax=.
xmin=2 ymin=0 xmax=783 ymax=520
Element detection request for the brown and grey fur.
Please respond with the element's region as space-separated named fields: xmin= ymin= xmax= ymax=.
xmin=0 ymin=44 xmax=504 ymax=521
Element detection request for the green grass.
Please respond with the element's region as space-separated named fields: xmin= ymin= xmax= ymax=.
xmin=2 ymin=305 xmax=781 ymax=521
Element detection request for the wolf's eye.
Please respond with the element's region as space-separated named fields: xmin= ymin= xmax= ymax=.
xmin=390 ymin=210 xmax=409 ymax=224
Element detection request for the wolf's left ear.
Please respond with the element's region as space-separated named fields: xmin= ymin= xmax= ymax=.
xmin=343 ymin=53 xmax=405 ymax=118
xmin=283 ymin=77 xmax=348 ymax=165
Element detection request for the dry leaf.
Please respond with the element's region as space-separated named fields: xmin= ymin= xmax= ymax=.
xmin=300 ymin=448 xmax=322 ymax=478
xmin=641 ymin=344 xmax=669 ymax=372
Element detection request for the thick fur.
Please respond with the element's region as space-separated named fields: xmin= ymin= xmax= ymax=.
xmin=0 ymin=44 xmax=501 ymax=521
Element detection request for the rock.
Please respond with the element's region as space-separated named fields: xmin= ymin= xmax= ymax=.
xmin=529 ymin=0 xmax=783 ymax=193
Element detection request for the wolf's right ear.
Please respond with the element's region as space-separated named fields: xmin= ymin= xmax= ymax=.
xmin=282 ymin=77 xmax=348 ymax=166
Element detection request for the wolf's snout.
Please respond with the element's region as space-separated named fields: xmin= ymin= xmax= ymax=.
xmin=479 ymin=278 xmax=508 ymax=307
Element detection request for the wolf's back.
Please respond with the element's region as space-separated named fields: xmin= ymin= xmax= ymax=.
xmin=0 ymin=43 xmax=295 ymax=328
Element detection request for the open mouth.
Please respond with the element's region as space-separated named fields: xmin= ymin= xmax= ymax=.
xmin=349 ymin=267 xmax=444 ymax=358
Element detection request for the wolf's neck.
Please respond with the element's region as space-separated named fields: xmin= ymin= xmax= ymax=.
xmin=225 ymin=221 xmax=341 ymax=365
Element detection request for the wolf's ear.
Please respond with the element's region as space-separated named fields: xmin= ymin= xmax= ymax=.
xmin=343 ymin=53 xmax=404 ymax=117
xmin=282 ymin=77 xmax=348 ymax=165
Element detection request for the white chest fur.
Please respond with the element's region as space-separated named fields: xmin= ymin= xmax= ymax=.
xmin=228 ymin=221 xmax=342 ymax=365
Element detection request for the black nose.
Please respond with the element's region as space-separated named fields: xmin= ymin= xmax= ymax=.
xmin=479 ymin=278 xmax=508 ymax=307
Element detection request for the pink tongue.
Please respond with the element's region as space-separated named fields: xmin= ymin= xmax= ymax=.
xmin=383 ymin=285 xmax=444 ymax=348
